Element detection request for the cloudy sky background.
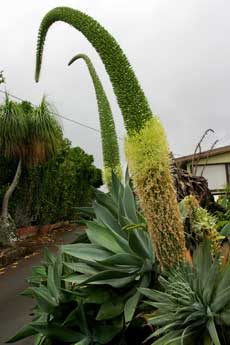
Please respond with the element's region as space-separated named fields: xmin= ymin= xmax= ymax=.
xmin=1 ymin=0 xmax=229 ymax=168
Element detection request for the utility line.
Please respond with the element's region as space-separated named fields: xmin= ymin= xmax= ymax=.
xmin=0 ymin=89 xmax=124 ymax=140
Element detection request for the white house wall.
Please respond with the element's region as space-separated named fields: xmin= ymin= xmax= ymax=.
xmin=196 ymin=164 xmax=227 ymax=190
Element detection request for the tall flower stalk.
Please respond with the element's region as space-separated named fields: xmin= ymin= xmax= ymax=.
xmin=68 ymin=53 xmax=122 ymax=188
xmin=35 ymin=6 xmax=186 ymax=268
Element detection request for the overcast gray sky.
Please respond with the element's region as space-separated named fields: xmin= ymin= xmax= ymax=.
xmin=1 ymin=0 xmax=229 ymax=168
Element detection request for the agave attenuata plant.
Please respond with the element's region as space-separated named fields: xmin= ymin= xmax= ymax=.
xmin=8 ymin=173 xmax=157 ymax=345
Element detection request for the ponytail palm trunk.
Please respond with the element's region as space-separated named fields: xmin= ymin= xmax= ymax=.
xmin=35 ymin=6 xmax=185 ymax=268
xmin=68 ymin=53 xmax=122 ymax=188
xmin=1 ymin=160 xmax=22 ymax=220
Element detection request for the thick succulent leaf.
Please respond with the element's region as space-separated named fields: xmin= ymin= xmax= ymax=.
xmin=124 ymin=167 xmax=130 ymax=185
xmin=118 ymin=201 xmax=130 ymax=229
xmin=73 ymin=304 xmax=90 ymax=335
xmin=97 ymin=252 xmax=142 ymax=267
xmin=93 ymin=318 xmax=123 ymax=344
xmin=193 ymin=240 xmax=212 ymax=293
xmin=202 ymin=258 xmax=220 ymax=305
xmin=63 ymin=262 xmax=101 ymax=275
xmin=214 ymin=264 xmax=230 ymax=296
xmin=96 ymin=297 xmax=124 ymax=320
xmin=122 ymin=182 xmax=138 ymax=224
xmin=73 ymin=338 xmax=91 ymax=345
xmin=183 ymin=310 xmax=206 ymax=323
xmin=85 ymin=220 xmax=129 ymax=253
xmin=27 ymin=286 xmax=58 ymax=313
xmin=61 ymin=244 xmax=112 ymax=262
xmin=72 ymin=231 xmax=90 ymax=244
xmin=31 ymin=323 xmax=85 ymax=343
xmin=63 ymin=274 xmax=90 ymax=284
xmin=110 ymin=172 xmax=123 ymax=205
xmin=82 ymin=270 xmax=137 ymax=288
xmin=139 ymin=287 xmax=172 ymax=303
xmin=124 ymin=290 xmax=140 ymax=323
xmin=42 ymin=247 xmax=56 ymax=266
xmin=6 ymin=324 xmax=37 ymax=343
xmin=211 ymin=286 xmax=230 ymax=312
xmin=93 ymin=201 xmax=122 ymax=233
xmin=62 ymin=306 xmax=80 ymax=327
xmin=220 ymin=310 xmax=230 ymax=325
xmin=93 ymin=188 xmax=118 ymax=216
xmin=206 ymin=319 xmax=221 ymax=345
xmin=128 ymin=228 xmax=154 ymax=261
xmin=84 ymin=288 xmax=110 ymax=304
xmin=147 ymin=330 xmax=181 ymax=345
xmin=31 ymin=265 xmax=47 ymax=277
xmin=74 ymin=206 xmax=95 ymax=219
xmin=34 ymin=334 xmax=46 ymax=345
xmin=47 ymin=265 xmax=60 ymax=302
xmin=220 ymin=223 xmax=230 ymax=236
xmin=21 ymin=287 xmax=38 ymax=298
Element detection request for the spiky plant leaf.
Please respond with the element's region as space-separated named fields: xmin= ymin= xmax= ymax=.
xmin=139 ymin=242 xmax=230 ymax=345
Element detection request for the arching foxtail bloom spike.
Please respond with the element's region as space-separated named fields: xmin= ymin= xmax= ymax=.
xmin=68 ymin=54 xmax=122 ymax=188
xmin=35 ymin=7 xmax=152 ymax=133
xmin=35 ymin=6 xmax=186 ymax=269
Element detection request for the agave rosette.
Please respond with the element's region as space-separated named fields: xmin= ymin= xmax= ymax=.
xmin=62 ymin=172 xmax=156 ymax=322
xmin=139 ymin=241 xmax=230 ymax=345
xmin=8 ymin=173 xmax=156 ymax=344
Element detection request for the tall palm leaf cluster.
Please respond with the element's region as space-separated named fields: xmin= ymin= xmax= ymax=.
xmin=0 ymin=95 xmax=62 ymax=245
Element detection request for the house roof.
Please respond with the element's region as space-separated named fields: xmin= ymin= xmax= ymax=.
xmin=175 ymin=145 xmax=230 ymax=163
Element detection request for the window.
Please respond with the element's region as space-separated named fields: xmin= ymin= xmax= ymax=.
xmin=196 ymin=164 xmax=227 ymax=190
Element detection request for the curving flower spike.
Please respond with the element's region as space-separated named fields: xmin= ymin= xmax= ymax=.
xmin=68 ymin=53 xmax=122 ymax=188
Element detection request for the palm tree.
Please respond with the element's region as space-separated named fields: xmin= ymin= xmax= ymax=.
xmin=0 ymin=95 xmax=62 ymax=245
xmin=68 ymin=53 xmax=122 ymax=189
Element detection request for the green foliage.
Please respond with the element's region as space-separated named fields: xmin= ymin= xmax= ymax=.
xmin=68 ymin=54 xmax=122 ymax=187
xmin=28 ymin=96 xmax=63 ymax=164
xmin=140 ymin=241 xmax=230 ymax=345
xmin=215 ymin=191 xmax=230 ymax=234
xmin=0 ymin=95 xmax=62 ymax=165
xmin=35 ymin=143 xmax=102 ymax=224
xmin=0 ymin=95 xmax=29 ymax=160
xmin=180 ymin=195 xmax=221 ymax=252
xmin=8 ymin=174 xmax=157 ymax=344
xmin=0 ymin=139 xmax=102 ymax=226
